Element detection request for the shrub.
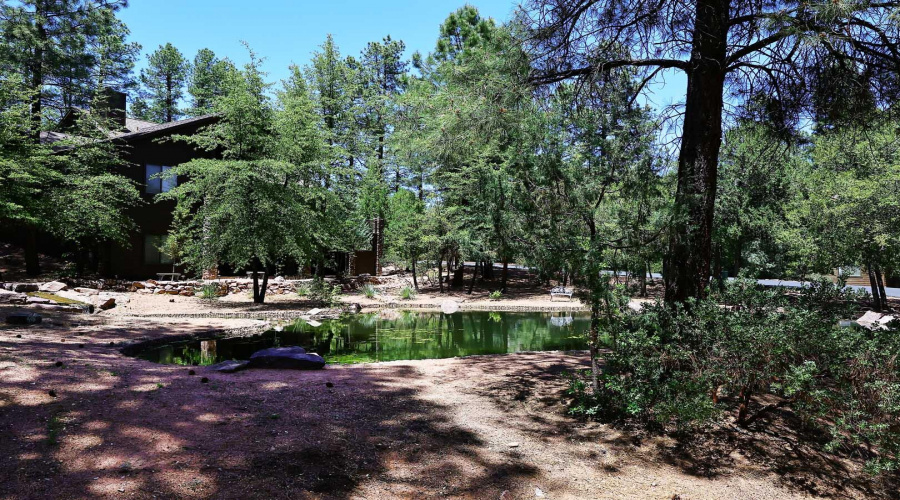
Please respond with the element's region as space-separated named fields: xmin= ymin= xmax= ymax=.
xmin=398 ymin=285 xmax=417 ymax=300
xmin=301 ymin=277 xmax=341 ymax=306
xmin=199 ymin=283 xmax=220 ymax=300
xmin=571 ymin=279 xmax=900 ymax=472
xmin=361 ymin=284 xmax=377 ymax=299
xmin=489 ymin=290 xmax=502 ymax=300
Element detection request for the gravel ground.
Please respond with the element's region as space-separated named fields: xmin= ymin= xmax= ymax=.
xmin=0 ymin=307 xmax=893 ymax=499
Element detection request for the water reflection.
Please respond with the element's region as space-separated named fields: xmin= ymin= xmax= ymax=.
xmin=136 ymin=311 xmax=591 ymax=365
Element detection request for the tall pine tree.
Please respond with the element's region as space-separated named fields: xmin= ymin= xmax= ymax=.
xmin=139 ymin=42 xmax=188 ymax=122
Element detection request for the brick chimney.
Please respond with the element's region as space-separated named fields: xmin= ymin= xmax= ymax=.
xmin=95 ymin=87 xmax=127 ymax=128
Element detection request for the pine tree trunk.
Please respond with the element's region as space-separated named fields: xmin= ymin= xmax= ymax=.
xmin=411 ymin=257 xmax=419 ymax=290
xmin=868 ymin=263 xmax=884 ymax=312
xmin=589 ymin=298 xmax=601 ymax=394
xmin=437 ymin=252 xmax=444 ymax=293
xmin=468 ymin=261 xmax=479 ymax=295
xmin=663 ymin=0 xmax=729 ymax=304
xmin=874 ymin=263 xmax=889 ymax=311
xmin=24 ymin=226 xmax=40 ymax=276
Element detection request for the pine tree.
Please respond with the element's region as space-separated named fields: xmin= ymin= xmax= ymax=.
xmin=359 ymin=35 xmax=407 ymax=192
xmin=139 ymin=43 xmax=188 ymax=122
xmin=187 ymin=48 xmax=232 ymax=116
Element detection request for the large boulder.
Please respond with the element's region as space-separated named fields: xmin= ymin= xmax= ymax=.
xmin=248 ymin=347 xmax=326 ymax=370
xmin=39 ymin=281 xmax=68 ymax=293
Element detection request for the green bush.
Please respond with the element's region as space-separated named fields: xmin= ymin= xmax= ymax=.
xmin=300 ymin=277 xmax=341 ymax=306
xmin=199 ymin=283 xmax=220 ymax=300
xmin=361 ymin=284 xmax=377 ymax=299
xmin=489 ymin=290 xmax=502 ymax=300
xmin=571 ymin=279 xmax=900 ymax=472
xmin=398 ymin=285 xmax=417 ymax=300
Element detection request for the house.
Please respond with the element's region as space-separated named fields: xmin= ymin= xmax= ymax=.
xmin=832 ymin=266 xmax=899 ymax=288
xmin=37 ymin=89 xmax=381 ymax=280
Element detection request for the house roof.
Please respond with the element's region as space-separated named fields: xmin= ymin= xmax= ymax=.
xmin=110 ymin=114 xmax=218 ymax=142
xmin=40 ymin=113 xmax=219 ymax=147
xmin=124 ymin=117 xmax=159 ymax=133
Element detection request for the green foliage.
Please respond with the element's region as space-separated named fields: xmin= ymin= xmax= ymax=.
xmin=571 ymin=279 xmax=900 ymax=472
xmin=489 ymin=290 xmax=502 ymax=300
xmin=187 ymin=48 xmax=233 ymax=116
xmin=139 ymin=43 xmax=189 ymax=122
xmin=304 ymin=277 xmax=341 ymax=306
xmin=398 ymin=285 xmax=417 ymax=300
xmin=360 ymin=284 xmax=377 ymax=299
xmin=199 ymin=284 xmax=220 ymax=300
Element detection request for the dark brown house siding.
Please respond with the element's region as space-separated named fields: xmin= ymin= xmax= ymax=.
xmin=103 ymin=117 xmax=218 ymax=279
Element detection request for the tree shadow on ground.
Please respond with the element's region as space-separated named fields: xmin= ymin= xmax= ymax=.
xmin=461 ymin=351 xmax=899 ymax=499
xmin=0 ymin=325 xmax=538 ymax=499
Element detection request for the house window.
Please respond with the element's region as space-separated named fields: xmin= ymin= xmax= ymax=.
xmin=144 ymin=235 xmax=172 ymax=265
xmin=145 ymin=164 xmax=177 ymax=194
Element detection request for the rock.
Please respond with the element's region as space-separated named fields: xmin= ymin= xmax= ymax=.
xmin=305 ymin=319 xmax=322 ymax=327
xmin=200 ymin=377 xmax=209 ymax=383
xmin=131 ymin=281 xmax=145 ymax=290
xmin=326 ymin=382 xmax=334 ymax=388
xmin=26 ymin=296 xmax=52 ymax=304
xmin=248 ymin=346 xmax=326 ymax=370
xmin=98 ymin=298 xmax=116 ymax=311
xmin=188 ymin=369 xmax=196 ymax=375
xmin=344 ymin=303 xmax=362 ymax=314
xmin=0 ymin=289 xmax=27 ymax=304
xmin=11 ymin=283 xmax=39 ymax=293
xmin=179 ymin=290 xmax=193 ymax=296
xmin=210 ymin=360 xmax=250 ymax=373
xmin=307 ymin=308 xmax=322 ymax=316
xmin=274 ymin=276 xmax=285 ymax=283
xmin=508 ymin=442 xmax=520 ymax=448
xmin=74 ymin=287 xmax=99 ymax=295
xmin=5 ymin=312 xmax=42 ymax=325
xmin=535 ymin=487 xmax=545 ymax=498
xmin=47 ymin=389 xmax=57 ymax=397
xmin=39 ymin=281 xmax=68 ymax=292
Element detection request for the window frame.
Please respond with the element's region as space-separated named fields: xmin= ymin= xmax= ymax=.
xmin=145 ymin=164 xmax=177 ymax=194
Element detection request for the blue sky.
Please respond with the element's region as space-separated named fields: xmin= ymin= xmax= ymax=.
xmin=120 ymin=0 xmax=517 ymax=84
xmin=118 ymin=0 xmax=685 ymax=117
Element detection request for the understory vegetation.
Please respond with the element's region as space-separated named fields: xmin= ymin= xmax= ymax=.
xmin=569 ymin=279 xmax=900 ymax=473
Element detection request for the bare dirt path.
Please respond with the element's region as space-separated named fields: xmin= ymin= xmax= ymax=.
xmin=0 ymin=309 xmax=891 ymax=499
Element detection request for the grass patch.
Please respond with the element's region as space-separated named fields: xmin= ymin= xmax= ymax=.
xmin=27 ymin=291 xmax=88 ymax=306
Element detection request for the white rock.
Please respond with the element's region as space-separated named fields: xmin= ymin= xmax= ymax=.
xmin=39 ymin=281 xmax=68 ymax=292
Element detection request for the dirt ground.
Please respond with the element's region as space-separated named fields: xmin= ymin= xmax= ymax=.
xmin=1 ymin=306 xmax=896 ymax=500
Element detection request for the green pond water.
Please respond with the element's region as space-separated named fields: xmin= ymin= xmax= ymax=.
xmin=135 ymin=311 xmax=592 ymax=365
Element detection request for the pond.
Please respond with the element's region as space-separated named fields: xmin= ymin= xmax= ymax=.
xmin=135 ymin=310 xmax=592 ymax=365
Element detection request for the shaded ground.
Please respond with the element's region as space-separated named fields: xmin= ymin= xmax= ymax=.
xmin=1 ymin=308 xmax=896 ymax=499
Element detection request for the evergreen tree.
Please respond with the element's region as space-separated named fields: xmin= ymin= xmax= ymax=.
xmin=0 ymin=0 xmax=138 ymax=275
xmin=359 ymin=35 xmax=407 ymax=192
xmin=522 ymin=0 xmax=900 ymax=303
xmin=187 ymin=48 xmax=232 ymax=116
xmin=163 ymin=48 xmax=329 ymax=303
xmin=139 ymin=42 xmax=188 ymax=122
